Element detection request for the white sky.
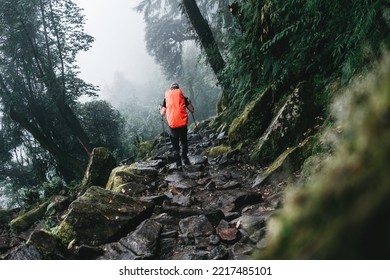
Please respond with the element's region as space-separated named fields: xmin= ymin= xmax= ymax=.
xmin=75 ymin=0 xmax=164 ymax=104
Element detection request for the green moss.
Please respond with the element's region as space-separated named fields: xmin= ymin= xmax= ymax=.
xmin=261 ymin=147 xmax=297 ymax=178
xmin=250 ymin=82 xmax=314 ymax=164
xmin=228 ymin=86 xmax=278 ymax=144
xmin=105 ymin=165 xmax=144 ymax=192
xmin=135 ymin=139 xmax=157 ymax=161
xmin=9 ymin=201 xmax=50 ymax=233
xmin=203 ymin=145 xmax=232 ymax=158
xmin=54 ymin=221 xmax=77 ymax=246
xmin=81 ymin=147 xmax=117 ymax=190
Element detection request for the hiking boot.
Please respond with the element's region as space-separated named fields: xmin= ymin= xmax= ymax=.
xmin=174 ymin=151 xmax=182 ymax=171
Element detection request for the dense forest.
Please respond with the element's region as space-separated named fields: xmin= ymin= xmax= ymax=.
xmin=1 ymin=0 xmax=390 ymax=260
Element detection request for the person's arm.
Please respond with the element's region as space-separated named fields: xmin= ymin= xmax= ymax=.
xmin=160 ymin=99 xmax=167 ymax=116
xmin=185 ymin=97 xmax=194 ymax=113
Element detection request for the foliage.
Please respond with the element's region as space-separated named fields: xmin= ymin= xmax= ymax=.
xmin=117 ymin=95 xmax=162 ymax=161
xmin=219 ymin=0 xmax=390 ymax=118
xmin=76 ymin=100 xmax=126 ymax=158
xmin=0 ymin=0 xmax=98 ymax=182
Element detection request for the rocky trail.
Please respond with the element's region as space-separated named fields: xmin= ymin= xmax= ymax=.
xmin=0 ymin=122 xmax=286 ymax=260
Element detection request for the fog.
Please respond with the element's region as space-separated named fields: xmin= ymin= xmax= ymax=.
xmin=75 ymin=0 xmax=167 ymax=107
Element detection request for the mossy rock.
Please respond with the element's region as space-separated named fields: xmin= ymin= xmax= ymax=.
xmin=54 ymin=221 xmax=77 ymax=247
xmin=202 ymin=145 xmax=232 ymax=158
xmin=0 ymin=209 xmax=19 ymax=226
xmin=81 ymin=147 xmax=117 ymax=190
xmin=250 ymin=82 xmax=314 ymax=164
xmin=228 ymin=86 xmax=281 ymax=144
xmin=256 ymin=136 xmax=316 ymax=187
xmin=255 ymin=57 xmax=390 ymax=259
xmin=135 ymin=139 xmax=157 ymax=161
xmin=54 ymin=186 xmax=154 ymax=246
xmin=9 ymin=202 xmax=50 ymax=233
xmin=27 ymin=229 xmax=68 ymax=259
xmin=105 ymin=164 xmax=158 ymax=193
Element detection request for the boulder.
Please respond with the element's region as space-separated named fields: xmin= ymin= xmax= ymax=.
xmin=250 ymin=82 xmax=314 ymax=163
xmin=9 ymin=196 xmax=69 ymax=234
xmin=2 ymin=244 xmax=42 ymax=260
xmin=119 ymin=219 xmax=162 ymax=257
xmin=179 ymin=215 xmax=214 ymax=237
xmin=9 ymin=202 xmax=50 ymax=234
xmin=26 ymin=229 xmax=68 ymax=259
xmin=55 ymin=186 xmax=154 ymax=246
xmin=106 ymin=164 xmax=158 ymax=193
xmin=81 ymin=147 xmax=117 ymax=189
xmin=228 ymin=86 xmax=282 ymax=144
xmin=252 ymin=135 xmax=317 ymax=189
xmin=99 ymin=219 xmax=162 ymax=260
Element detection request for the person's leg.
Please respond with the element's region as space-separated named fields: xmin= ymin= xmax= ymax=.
xmin=170 ymin=128 xmax=182 ymax=170
xmin=179 ymin=126 xmax=190 ymax=165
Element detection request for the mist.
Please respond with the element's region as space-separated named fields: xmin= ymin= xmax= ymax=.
xmin=75 ymin=0 xmax=168 ymax=107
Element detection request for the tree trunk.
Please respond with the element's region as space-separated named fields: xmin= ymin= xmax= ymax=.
xmin=9 ymin=107 xmax=85 ymax=182
xmin=181 ymin=0 xmax=225 ymax=82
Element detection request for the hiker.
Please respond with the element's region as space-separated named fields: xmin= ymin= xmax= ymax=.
xmin=160 ymin=82 xmax=194 ymax=171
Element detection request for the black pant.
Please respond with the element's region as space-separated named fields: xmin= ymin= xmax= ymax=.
xmin=169 ymin=126 xmax=188 ymax=157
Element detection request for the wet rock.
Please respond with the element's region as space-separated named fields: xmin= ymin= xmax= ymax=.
xmin=217 ymin=227 xmax=239 ymax=243
xmin=210 ymin=245 xmax=229 ymax=260
xmin=164 ymin=172 xmax=186 ymax=184
xmin=209 ymin=234 xmax=220 ymax=245
xmin=120 ymin=220 xmax=162 ymax=257
xmin=249 ymin=228 xmax=267 ymax=244
xmin=194 ymin=190 xmax=262 ymax=214
xmin=169 ymin=179 xmax=198 ymax=190
xmin=169 ymin=246 xmax=209 ymax=260
xmin=72 ymin=244 xmax=103 ymax=260
xmin=99 ymin=220 xmax=162 ymax=260
xmin=160 ymin=230 xmax=178 ymax=238
xmin=178 ymin=232 xmax=195 ymax=245
xmin=189 ymin=155 xmax=208 ymax=165
xmin=252 ymin=174 xmax=268 ymax=188
xmin=216 ymin=180 xmax=241 ymax=190
xmin=3 ymin=244 xmax=42 ymax=260
xmin=171 ymin=194 xmax=192 ymax=207
xmin=216 ymin=220 xmax=239 ymax=243
xmin=179 ymin=215 xmax=214 ymax=237
xmin=134 ymin=160 xmax=165 ymax=169
xmin=0 ymin=235 xmax=21 ymax=253
xmin=9 ymin=201 xmax=50 ymax=234
xmin=230 ymin=242 xmax=255 ymax=260
xmin=151 ymin=213 xmax=180 ymax=233
xmin=233 ymin=212 xmax=271 ymax=236
xmin=162 ymin=206 xmax=224 ymax=226
xmin=98 ymin=242 xmax=138 ymax=260
xmin=116 ymin=182 xmax=147 ymax=196
xmin=27 ymin=229 xmax=68 ymax=259
xmin=159 ymin=238 xmax=177 ymax=260
xmin=140 ymin=195 xmax=167 ymax=205
xmin=55 ymin=186 xmax=154 ymax=246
